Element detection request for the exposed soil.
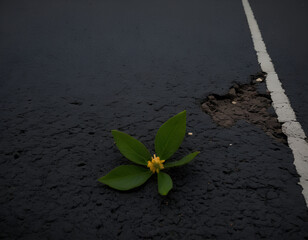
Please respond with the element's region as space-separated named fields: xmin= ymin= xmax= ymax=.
xmin=201 ymin=72 xmax=287 ymax=144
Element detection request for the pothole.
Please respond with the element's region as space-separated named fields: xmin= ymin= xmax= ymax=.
xmin=201 ymin=72 xmax=287 ymax=144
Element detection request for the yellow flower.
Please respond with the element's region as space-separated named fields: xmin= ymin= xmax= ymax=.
xmin=147 ymin=154 xmax=165 ymax=173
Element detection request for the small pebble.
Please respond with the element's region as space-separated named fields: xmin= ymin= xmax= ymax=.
xmin=188 ymin=132 xmax=193 ymax=136
xmin=232 ymin=101 xmax=237 ymax=104
xmin=256 ymin=78 xmax=263 ymax=82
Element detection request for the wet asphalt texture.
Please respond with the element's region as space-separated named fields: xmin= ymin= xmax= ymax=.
xmin=1 ymin=0 xmax=308 ymax=239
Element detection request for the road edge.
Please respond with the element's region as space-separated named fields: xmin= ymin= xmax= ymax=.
xmin=242 ymin=0 xmax=308 ymax=207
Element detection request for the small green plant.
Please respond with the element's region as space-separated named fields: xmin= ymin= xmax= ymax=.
xmin=98 ymin=110 xmax=199 ymax=195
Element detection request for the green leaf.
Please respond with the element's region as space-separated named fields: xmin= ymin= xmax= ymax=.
xmin=112 ymin=130 xmax=151 ymax=165
xmin=157 ymin=172 xmax=173 ymax=196
xmin=164 ymin=151 xmax=200 ymax=168
xmin=98 ymin=165 xmax=152 ymax=191
xmin=155 ymin=110 xmax=186 ymax=160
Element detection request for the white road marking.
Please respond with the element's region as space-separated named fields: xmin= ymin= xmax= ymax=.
xmin=242 ymin=0 xmax=308 ymax=207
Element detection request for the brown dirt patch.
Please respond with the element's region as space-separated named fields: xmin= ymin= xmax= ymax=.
xmin=201 ymin=72 xmax=287 ymax=144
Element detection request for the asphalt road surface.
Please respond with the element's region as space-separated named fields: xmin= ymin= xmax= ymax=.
xmin=1 ymin=0 xmax=308 ymax=239
xmin=250 ymin=0 xmax=308 ymax=136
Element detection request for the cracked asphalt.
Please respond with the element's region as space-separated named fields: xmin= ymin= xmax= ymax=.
xmin=1 ymin=0 xmax=308 ymax=239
